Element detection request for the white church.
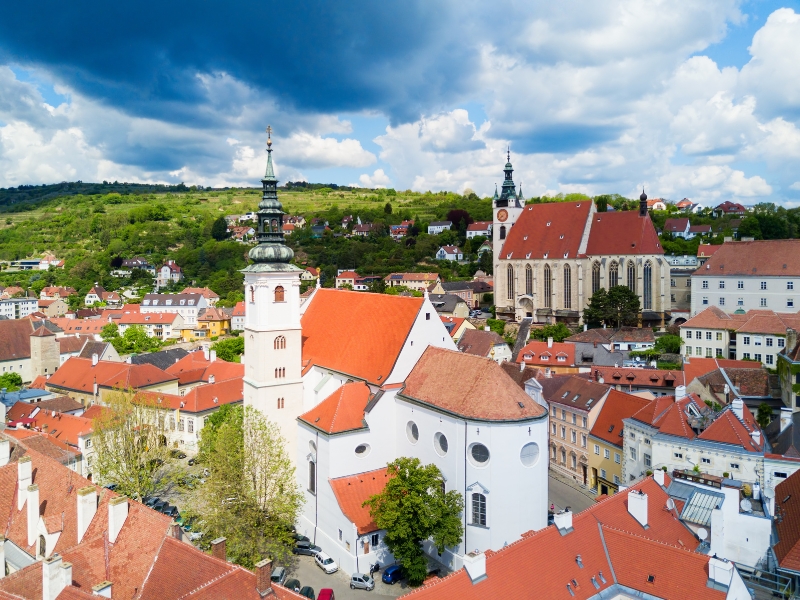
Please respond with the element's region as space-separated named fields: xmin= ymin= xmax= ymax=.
xmin=241 ymin=133 xmax=550 ymax=575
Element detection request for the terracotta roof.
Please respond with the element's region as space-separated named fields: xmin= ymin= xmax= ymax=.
xmin=165 ymin=351 xmax=244 ymax=384
xmin=466 ymin=221 xmax=491 ymax=231
xmin=3 ymin=428 xmax=81 ymax=461
xmin=48 ymin=318 xmax=107 ymax=335
xmin=298 ymin=382 xmax=370 ymax=434
xmin=590 ymin=390 xmax=651 ymax=447
xmin=0 ymin=319 xmax=34 ymax=361
xmin=696 ymin=240 xmax=800 ymax=277
xmin=518 ymin=340 xmax=577 ymax=367
xmin=774 ymin=469 xmax=800 ymax=570
xmin=663 ymin=218 xmax=689 ymax=233
xmin=46 ymin=357 xmax=177 ymax=393
xmin=80 ymin=404 xmax=108 ymax=421
xmin=18 ymin=395 xmax=83 ymax=414
xmin=301 ymin=289 xmax=423 ymax=384
xmin=439 ymin=245 xmax=461 ymax=254
xmin=545 ymin=376 xmax=611 ymax=411
xmin=586 ymin=210 xmax=663 ymax=256
xmin=697 ymin=244 xmax=721 ymax=258
xmin=501 ymin=201 xmax=591 ymax=259
xmin=31 ymin=325 xmax=55 ymax=337
xmin=136 ymin=377 xmax=244 ymax=413
xmin=697 ymin=404 xmax=762 ymax=451
xmin=682 ymin=357 xmax=757 ymax=387
xmin=119 ymin=312 xmax=179 ymax=325
xmin=498 ymin=362 xmax=543 ymax=389
xmin=7 ymin=402 xmax=93 ymax=445
xmin=456 ymin=329 xmax=507 ymax=357
xmin=715 ymin=200 xmax=745 ymax=213
xmin=329 ymin=468 xmax=391 ymax=534
xmin=592 ymin=366 xmax=684 ymax=388
xmin=198 ymin=307 xmax=229 ymax=322
xmin=694 ymin=368 xmax=771 ymax=400
xmin=402 ymin=347 xmax=546 ymax=421
xmin=29 ymin=375 xmax=47 ymax=389
xmin=58 ymin=335 xmax=93 ymax=354
xmin=689 ymin=224 xmax=712 ymax=233
xmin=736 ymin=312 xmax=800 ymax=336
xmin=336 ymin=271 xmax=358 ymax=279
xmin=232 ymin=301 xmax=245 ymax=317
xmin=181 ymin=286 xmax=220 ymax=300
xmin=680 ymin=305 xmax=745 ymax=329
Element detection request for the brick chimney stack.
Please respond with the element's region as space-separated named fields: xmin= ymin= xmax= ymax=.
xmin=211 ymin=537 xmax=227 ymax=562
xmin=255 ymin=558 xmax=273 ymax=596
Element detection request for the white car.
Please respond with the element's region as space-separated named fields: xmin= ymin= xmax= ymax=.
xmin=315 ymin=552 xmax=339 ymax=574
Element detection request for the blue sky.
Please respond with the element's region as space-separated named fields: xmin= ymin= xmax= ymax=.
xmin=0 ymin=1 xmax=799 ymax=205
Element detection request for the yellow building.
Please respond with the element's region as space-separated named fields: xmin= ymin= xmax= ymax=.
xmin=588 ymin=389 xmax=650 ymax=496
xmin=182 ymin=307 xmax=231 ymax=341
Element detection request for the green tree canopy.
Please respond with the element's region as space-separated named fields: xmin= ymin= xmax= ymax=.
xmin=0 ymin=372 xmax=23 ymax=392
xmin=530 ymin=322 xmax=573 ymax=343
xmin=653 ymin=334 xmax=683 ymax=354
xmin=364 ymin=457 xmax=463 ymax=586
xmin=210 ymin=337 xmax=245 ymax=363
xmin=583 ymin=286 xmax=641 ymax=328
xmin=756 ymin=403 xmax=772 ymax=429
xmin=211 ymin=216 xmax=230 ymax=241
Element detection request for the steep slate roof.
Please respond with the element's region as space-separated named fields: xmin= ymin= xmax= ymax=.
xmin=428 ymin=293 xmax=467 ymax=314
xmin=590 ymin=389 xmax=651 ymax=448
xmin=130 ymin=347 xmax=190 ymax=370
xmin=298 ymin=382 xmax=370 ymax=434
xmin=46 ymin=357 xmax=177 ymax=393
xmin=329 ymin=468 xmax=392 ymax=535
xmin=545 ymin=376 xmax=610 ymax=411
xmin=696 ymin=240 xmax=800 ymax=277
xmin=301 ymin=289 xmax=424 ymax=385
xmin=0 ymin=319 xmax=34 ymax=361
xmin=518 ymin=340 xmax=577 ymax=366
xmin=401 ymin=347 xmax=546 ymax=421
xmin=773 ymin=469 xmax=800 ymax=571
xmin=456 ymin=329 xmax=507 ymax=357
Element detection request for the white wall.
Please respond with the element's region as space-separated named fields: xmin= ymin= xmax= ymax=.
xmin=691 ymin=274 xmax=798 ymax=316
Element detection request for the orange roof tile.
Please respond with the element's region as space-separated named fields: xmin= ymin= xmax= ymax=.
xmin=45 ymin=357 xmax=177 ymax=393
xmin=502 ymin=201 xmax=592 ymax=260
xmin=329 ymin=468 xmax=392 ymax=534
xmin=6 ymin=402 xmax=92 ymax=446
xmin=698 ymin=405 xmax=762 ymax=451
xmin=697 ymin=244 xmax=721 ymax=258
xmin=518 ymin=340 xmax=577 ymax=366
xmin=136 ymin=377 xmax=244 ymax=413
xmin=774 ymin=469 xmax=800 ymax=570
xmin=590 ymin=390 xmax=651 ymax=447
xmin=301 ymin=289 xmax=423 ymax=384
xmin=697 ymin=239 xmax=800 ymax=276
xmin=682 ymin=357 xmax=756 ymax=386
xmin=585 ymin=210 xmax=663 ymax=256
xmin=165 ymin=351 xmax=244 ymax=384
xmin=298 ymin=382 xmax=370 ymax=434
xmin=592 ymin=365 xmax=684 ymax=388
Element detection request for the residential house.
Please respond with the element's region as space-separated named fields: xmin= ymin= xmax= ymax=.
xmin=141 ymin=293 xmax=207 ymax=327
xmin=335 ymin=271 xmax=357 ymax=289
xmin=352 ymin=223 xmax=376 ymax=237
xmin=165 ymin=347 xmax=244 ymax=395
xmin=687 ymin=366 xmax=778 ymax=413
xmin=228 ymin=225 xmax=256 ymax=241
xmin=47 ymin=317 xmax=106 ymax=339
xmin=436 ymin=245 xmax=463 ymax=261
xmin=118 ymin=311 xmax=184 ymax=340
xmin=84 ymin=285 xmax=121 ymax=307
xmin=383 ymin=272 xmax=440 ymax=291
xmin=0 ymin=286 xmax=25 ymax=299
xmin=465 ymin=221 xmax=492 ymax=239
xmin=39 ymin=286 xmax=77 ymax=300
xmin=182 ymin=306 xmax=231 ymax=340
xmin=698 ymin=244 xmax=721 ymax=266
xmin=676 ymin=198 xmax=694 ymax=210
xmin=155 ymin=259 xmax=184 ymax=289
xmin=281 ymin=223 xmax=295 ymax=234
xmin=591 ymin=365 xmax=683 ymax=396
xmin=77 ymin=340 xmax=120 ymax=363
xmin=690 ymin=224 xmax=712 ymax=237
xmin=428 ymin=280 xmax=475 ymax=307
xmin=428 ymin=293 xmax=469 ymax=318
xmin=181 ymin=286 xmax=220 ymax=306
xmin=37 ymin=253 xmax=64 ymax=269
xmin=231 ymin=300 xmax=245 ymax=330
xmin=545 ymin=376 xmax=612 ymax=487
xmin=588 ymin=389 xmax=650 ymax=495
xmin=0 ymin=297 xmax=38 ymax=320
xmin=568 ymin=327 xmax=656 ymax=352
xmin=663 ymin=218 xmax=692 ymax=238
xmin=713 ymin=201 xmax=746 ymax=217
xmin=646 ymin=198 xmax=667 ymax=211
xmin=518 ymin=339 xmax=581 ymax=374
xmin=341 ymin=215 xmax=354 ymax=228
xmin=300 ymin=266 xmax=319 ymax=282
xmin=121 ymin=257 xmax=156 ymax=274
xmin=466 ymin=280 xmax=493 ymax=307
xmin=36 ymin=298 xmax=67 ymax=318
xmin=476 ymin=240 xmax=492 ymax=258
xmin=239 ymin=211 xmax=256 ymax=222
xmin=440 ymin=316 xmax=475 ymax=343
xmin=427 ymin=220 xmax=452 ymax=235
xmin=691 ymin=240 xmax=800 ymax=315
xmin=456 ymin=328 xmax=511 ymax=363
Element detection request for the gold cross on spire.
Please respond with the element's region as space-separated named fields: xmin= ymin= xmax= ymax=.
xmin=266 ymin=125 xmax=272 ymax=147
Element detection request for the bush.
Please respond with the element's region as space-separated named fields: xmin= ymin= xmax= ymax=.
xmin=722 ymin=472 xmax=730 ymax=478
xmin=486 ymin=318 xmax=505 ymax=337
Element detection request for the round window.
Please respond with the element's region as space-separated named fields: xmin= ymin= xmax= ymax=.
xmin=434 ymin=432 xmax=448 ymax=456
xmin=406 ymin=421 xmax=419 ymax=444
xmin=309 ymin=440 xmax=317 ymax=453
xmin=469 ymin=443 xmax=490 ymax=466
xmin=520 ymin=442 xmax=540 ymax=467
xmin=355 ymin=443 xmax=371 ymax=457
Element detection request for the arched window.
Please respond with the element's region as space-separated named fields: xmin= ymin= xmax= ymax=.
xmin=39 ymin=535 xmax=46 ymax=558
xmin=271 ymin=218 xmax=278 ymax=232
xmin=609 ymin=261 xmax=619 ymax=288
xmin=525 ymin=264 xmax=533 ymax=296
xmin=274 ymin=335 xmax=286 ymax=350
xmin=560 ymin=448 xmax=567 ymax=465
xmin=277 ymin=397 xmax=285 ymax=409
xmin=308 ymin=460 xmax=316 ymax=495
xmin=591 ymin=261 xmax=601 ymax=295
xmin=274 ymin=286 xmax=285 ymax=302
xmin=563 ymin=264 xmax=572 ymax=310
xmin=627 ymin=261 xmax=636 ymax=294
xmin=507 ymin=265 xmax=515 ymax=300
xmin=499 ymin=225 xmax=506 ymax=240
xmin=643 ymin=261 xmax=653 ymax=310
xmin=543 ymin=264 xmax=552 ymax=308
xmin=249 ymin=285 xmax=255 ymax=303
xmin=471 ymin=493 xmax=487 ymax=526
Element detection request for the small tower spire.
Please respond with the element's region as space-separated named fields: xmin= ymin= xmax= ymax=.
xmin=639 ymin=187 xmax=648 ymax=217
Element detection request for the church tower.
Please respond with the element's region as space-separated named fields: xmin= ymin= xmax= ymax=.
xmin=492 ymin=150 xmax=524 ymax=264
xmin=242 ymin=128 xmax=305 ymax=457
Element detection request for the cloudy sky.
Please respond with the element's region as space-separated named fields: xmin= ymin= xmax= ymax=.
xmin=1 ymin=1 xmax=799 ymax=205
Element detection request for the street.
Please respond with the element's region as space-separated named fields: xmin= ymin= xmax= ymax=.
xmin=287 ymin=555 xmax=408 ymax=599
xmin=548 ymin=472 xmax=596 ymax=514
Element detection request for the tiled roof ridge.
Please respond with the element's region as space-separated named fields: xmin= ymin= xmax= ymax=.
xmin=327 ymin=385 xmax=349 ymax=434
xmin=600 ymin=523 xmax=701 ymax=555
xmin=138 ymin=529 xmax=171 ymax=596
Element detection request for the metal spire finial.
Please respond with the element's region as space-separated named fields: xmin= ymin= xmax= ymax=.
xmin=507 ymin=147 xmax=510 ymax=162
xmin=266 ymin=125 xmax=272 ymax=148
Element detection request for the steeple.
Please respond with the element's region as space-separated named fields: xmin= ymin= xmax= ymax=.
xmin=496 ymin=148 xmax=521 ymax=208
xmin=639 ymin=187 xmax=648 ymax=218
xmin=245 ymin=127 xmax=296 ymax=268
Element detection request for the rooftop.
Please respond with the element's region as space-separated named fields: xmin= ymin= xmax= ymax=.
xmin=298 ymin=381 xmax=370 ymax=434
xmin=589 ymin=389 xmax=651 ymax=447
xmin=329 ymin=467 xmax=391 ymax=534
xmin=694 ymin=239 xmax=800 ymax=277
xmin=456 ymin=329 xmax=507 ymax=357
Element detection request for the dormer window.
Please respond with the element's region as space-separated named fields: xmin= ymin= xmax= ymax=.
xmin=166 ymin=300 xmax=172 ymax=305
xmin=188 ymin=300 xmax=194 ymax=306
xmin=180 ymin=300 xmax=186 ymax=306
xmin=152 ymin=300 xmax=159 ymax=306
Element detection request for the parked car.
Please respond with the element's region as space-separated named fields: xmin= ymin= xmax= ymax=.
xmin=299 ymin=586 xmax=315 ymax=599
xmin=284 ymin=578 xmax=301 ymax=592
xmin=152 ymin=500 xmax=168 ymax=512
xmin=170 ymin=449 xmax=187 ymax=459
xmin=350 ymin=573 xmax=375 ymax=591
xmin=470 ymin=310 xmax=482 ymax=318
xmin=187 ymin=458 xmax=196 ymax=466
xmin=292 ymin=541 xmax=321 ymax=556
xmin=187 ymin=531 xmax=203 ymax=542
xmin=103 ymin=483 xmax=118 ymax=491
xmin=314 ymin=552 xmax=338 ymax=574
xmin=291 ymin=533 xmax=310 ymax=543
xmin=144 ymin=496 xmax=160 ymax=508
xmin=270 ymin=566 xmax=287 ymax=586
xmin=382 ymin=565 xmax=404 ymax=585
xmin=162 ymin=506 xmax=180 ymax=518
xmin=318 ymin=590 xmax=335 ymax=600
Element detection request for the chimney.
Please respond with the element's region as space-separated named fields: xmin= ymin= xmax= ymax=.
xmin=77 ymin=486 xmax=97 ymax=543
xmin=92 ymin=582 xmax=113 ymax=597
xmin=203 ymin=347 xmax=210 ymax=361
xmin=554 ymin=509 xmax=573 ymax=534
xmin=463 ymin=550 xmax=487 ymax=584
xmin=92 ymin=353 xmax=99 ymax=367
xmin=731 ymin=398 xmax=744 ymax=421
xmin=751 ymin=430 xmax=761 ymax=446
xmin=0 ymin=439 xmax=10 ymax=467
xmin=708 ymin=556 xmax=733 ymax=588
xmin=108 ymin=496 xmax=128 ymax=543
xmin=208 ymin=374 xmax=215 ymax=385
xmin=675 ymin=385 xmax=686 ymax=400
xmin=210 ymin=350 xmax=216 ymax=362
xmin=547 ymin=337 xmax=553 ymax=348
xmin=18 ymin=455 xmax=32 ymax=510
xmin=42 ymin=555 xmax=72 ymax=600
xmin=781 ymin=408 xmax=793 ymax=433
xmin=484 ymin=326 xmax=490 ymax=332
xmin=653 ymin=469 xmax=665 ymax=487
xmin=211 ymin=537 xmax=227 ymax=561
xmin=0 ymin=536 xmax=5 ymax=579
xmin=787 ymin=328 xmax=798 ymax=355
xmin=255 ymin=558 xmax=273 ymax=596
xmin=627 ymin=490 xmax=648 ymax=528
xmin=171 ymin=522 xmax=182 ymax=540
xmin=27 ymin=485 xmax=40 ymax=547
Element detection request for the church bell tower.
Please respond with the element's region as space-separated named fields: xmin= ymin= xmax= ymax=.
xmin=242 ymin=127 xmax=305 ymax=456
xmin=493 ymin=150 xmax=525 ymax=263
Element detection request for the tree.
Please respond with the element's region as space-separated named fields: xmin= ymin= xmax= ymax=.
xmin=364 ymin=458 xmax=463 ymax=586
xmin=445 ymin=209 xmax=473 ymax=231
xmin=211 ymin=337 xmax=245 ymax=362
xmin=90 ymin=390 xmax=174 ymax=500
xmin=530 ymin=323 xmax=573 ymax=343
xmin=653 ymin=334 xmax=683 ymax=354
xmin=211 ymin=216 xmax=230 ymax=241
xmin=756 ymin=403 xmax=772 ymax=429
xmin=583 ymin=288 xmax=608 ymax=328
xmin=384 ymin=202 xmax=393 ymax=215
xmin=0 ymin=372 xmax=23 ymax=391
xmin=368 ymin=278 xmax=387 ymax=294
xmin=737 ymin=216 xmax=762 ymax=240
xmin=584 ymin=286 xmax=640 ymax=328
xmin=190 ymin=406 xmax=303 ymax=569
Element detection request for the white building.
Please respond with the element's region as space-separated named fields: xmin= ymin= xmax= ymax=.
xmin=435 ymin=245 xmax=462 ymax=261
xmin=140 ymin=293 xmax=207 ymax=327
xmin=691 ymin=240 xmax=800 ymax=316
xmin=427 ymin=221 xmax=452 ymax=235
xmin=0 ymin=297 xmax=38 ymax=320
xmin=117 ymin=311 xmax=184 ymax=340
xmin=155 ymin=260 xmax=184 ymax=289
xmin=465 ymin=221 xmax=492 ymax=239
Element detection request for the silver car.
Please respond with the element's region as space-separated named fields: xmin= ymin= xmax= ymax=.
xmin=350 ymin=573 xmax=375 ymax=591
xmin=271 ymin=566 xmax=287 ymax=586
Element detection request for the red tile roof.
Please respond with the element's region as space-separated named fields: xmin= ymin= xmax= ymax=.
xmin=48 ymin=318 xmax=108 ymax=336
xmin=592 ymin=366 xmax=684 ymax=389
xmin=181 ymin=286 xmax=220 ymax=300
xmin=663 ymin=218 xmax=689 ymax=233
xmin=546 ymin=376 xmax=611 ymax=411
xmin=232 ymin=300 xmax=245 ymax=316
xmin=136 ymin=377 xmax=244 ymax=413
xmin=0 ymin=319 xmax=34 ymax=361
xmin=301 ymin=289 xmax=424 ymax=384
xmin=697 ymin=244 xmax=721 ymax=258
xmin=456 ymin=329 xmax=506 ymax=357
xmin=501 ymin=201 xmax=592 ymax=259
xmin=518 ymin=340 xmax=576 ymax=366
xmin=198 ymin=307 xmax=229 ymax=322
xmin=682 ymin=357 xmax=757 ymax=386
xmin=45 ymin=357 xmax=177 ymax=393
xmin=298 ymin=381 xmax=370 ymax=434
xmin=58 ymin=335 xmax=93 ymax=354
xmin=696 ymin=240 xmax=800 ymax=276
xmin=165 ymin=351 xmax=244 ymax=384
xmin=590 ymin=390 xmax=651 ymax=447
xmin=698 ymin=404 xmax=762 ymax=451
xmin=7 ymin=402 xmax=93 ymax=445
xmin=402 ymin=347 xmax=546 ymax=421
xmin=585 ymin=210 xmax=663 ymax=256
xmin=119 ymin=312 xmax=179 ymax=325
xmin=774 ymin=469 xmax=800 ymax=571
xmin=329 ymin=468 xmax=391 ymax=534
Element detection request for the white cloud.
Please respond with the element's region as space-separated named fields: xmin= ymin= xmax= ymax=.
xmin=790 ymin=182 xmax=800 ymax=191
xmin=358 ymin=168 xmax=391 ymax=188
xmin=279 ymin=132 xmax=376 ymax=169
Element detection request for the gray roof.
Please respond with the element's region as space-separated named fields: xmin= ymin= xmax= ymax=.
xmin=141 ymin=293 xmax=202 ymax=306
xmin=765 ymin=412 xmax=800 ymax=458
xmin=679 ymin=488 xmax=725 ymax=526
xmin=78 ymin=341 xmax=113 ymax=360
xmin=428 ymin=294 xmax=467 ymax=314
xmin=571 ymin=341 xmax=630 ymax=367
xmin=429 ymin=221 xmax=452 ymax=227
xmin=129 ymin=348 xmax=189 ymax=371
xmin=440 ymin=281 xmax=472 ymax=292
